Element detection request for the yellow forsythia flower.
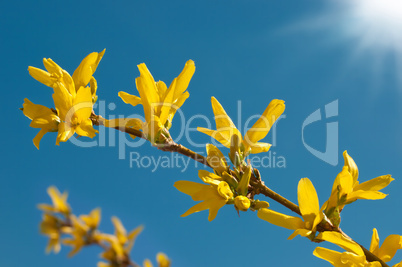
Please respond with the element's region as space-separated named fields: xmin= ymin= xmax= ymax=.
xmin=39 ymin=213 xmax=71 ymax=254
xmin=38 ymin=186 xmax=71 ymax=214
xmin=156 ymin=252 xmax=171 ymax=267
xmin=118 ymin=60 xmax=195 ymax=141
xmin=99 ymin=217 xmax=143 ymax=264
xmin=323 ymin=151 xmax=394 ymax=215
xmin=143 ymin=253 xmax=171 ymax=267
xmin=198 ymin=97 xmax=285 ymax=155
xmin=174 ymin=170 xmax=234 ymax=221
xmin=38 ymin=186 xmax=72 ymax=254
xmin=314 ymin=230 xmax=402 ymax=266
xmin=258 ymin=178 xmax=324 ymax=240
xmin=62 ymin=209 xmax=103 ymax=257
xmin=25 ymin=51 xmax=104 ymax=148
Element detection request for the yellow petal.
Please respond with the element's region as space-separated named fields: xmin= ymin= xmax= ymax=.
xmin=73 ymin=86 xmax=93 ymax=122
xmin=338 ymin=166 xmax=354 ymax=196
xmin=317 ymin=231 xmax=364 ymax=256
xmin=111 ymin=216 xmax=127 ymax=244
xmin=43 ymin=58 xmax=63 ymax=74
xmin=313 ymin=247 xmax=344 ymax=266
xmin=28 ymin=66 xmax=53 ymax=87
xmin=126 ymin=225 xmax=144 ymax=253
xmin=53 ymin=82 xmax=73 ymax=120
xmin=180 ymin=198 xmax=226 ymax=221
xmin=180 ymin=201 xmax=210 ymax=217
xmin=81 ymin=208 xmax=101 ymax=228
xmin=136 ymin=63 xmax=159 ymax=122
xmin=206 ymin=144 xmax=228 ymax=175
xmin=56 ymin=122 xmax=74 ymax=145
xmin=288 ymin=229 xmax=312 ymax=240
xmin=72 ymin=49 xmax=105 ymax=90
xmin=47 ymin=186 xmax=70 ymax=213
xmin=75 ymin=118 xmax=97 ymax=138
xmin=249 ymin=142 xmax=272 ymax=154
xmin=257 ymin=208 xmax=305 ymax=230
xmin=143 ymin=259 xmax=153 ymax=267
xmin=33 ymin=128 xmax=49 ymax=149
xmin=156 ymin=81 xmax=168 ymax=100
xmin=164 ymin=90 xmax=190 ymax=126
xmin=197 ymin=128 xmax=232 ymax=148
xmin=370 ymin=228 xmax=380 ymax=255
xmin=377 ymin=234 xmax=402 ymax=262
xmin=206 ymin=198 xmax=227 ymax=221
xmin=347 ymin=190 xmax=387 ymax=202
xmin=211 ymin=97 xmax=239 ymax=134
xmin=159 ymin=79 xmax=176 ymax=125
xmin=217 ymin=181 xmax=233 ymax=200
xmin=340 ymin=251 xmax=367 ymax=265
xmin=237 ymin=165 xmax=251 ymax=196
xmin=156 ymin=252 xmax=170 ymax=267
xmin=174 ymin=181 xmax=212 ymax=200
xmin=353 ymin=175 xmax=394 ymax=192
xmin=244 ymin=99 xmax=285 ymax=147
xmin=298 ymin=178 xmax=320 ymax=227
xmin=90 ymin=77 xmax=98 ymax=100
xmin=30 ymin=114 xmax=60 ymax=129
xmin=22 ymin=98 xmax=54 ymax=120
xmin=198 ymin=170 xmax=222 ymax=185
xmin=118 ymin=91 xmax=142 ymax=107
xmin=172 ymin=60 xmax=195 ymax=100
xmin=343 ymin=151 xmax=359 ymax=185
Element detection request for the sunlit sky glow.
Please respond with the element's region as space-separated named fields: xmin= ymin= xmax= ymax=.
xmin=342 ymin=0 xmax=402 ymax=50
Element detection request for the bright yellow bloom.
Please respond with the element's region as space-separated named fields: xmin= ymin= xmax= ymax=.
xmin=323 ymin=151 xmax=394 ymax=215
xmin=62 ymin=208 xmax=103 ymax=257
xmin=25 ymin=51 xmax=104 ymax=147
xmin=99 ymin=217 xmax=144 ymax=264
xmin=52 ymin=76 xmax=98 ymax=145
xmin=28 ymin=50 xmax=104 ymax=102
xmin=22 ymin=98 xmax=60 ymax=149
xmin=39 ymin=213 xmax=71 ymax=254
xmin=174 ymin=170 xmax=234 ymax=221
xmin=118 ymin=60 xmax=195 ymax=141
xmin=62 ymin=215 xmax=89 ymax=257
xmin=38 ymin=186 xmax=71 ymax=214
xmin=143 ymin=253 xmax=171 ymax=267
xmin=314 ymin=230 xmax=402 ymax=266
xmin=80 ymin=207 xmax=101 ymax=229
xmin=198 ymin=97 xmax=285 ymax=155
xmin=370 ymin=229 xmax=402 ymax=263
xmin=258 ymin=178 xmax=324 ymax=240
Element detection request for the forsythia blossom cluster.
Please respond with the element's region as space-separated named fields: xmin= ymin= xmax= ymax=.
xmin=174 ymin=96 xmax=284 ymax=220
xmin=23 ymin=51 xmax=105 ymax=148
xmin=38 ymin=186 xmax=170 ymax=267
xmin=23 ymin=51 xmax=401 ymax=267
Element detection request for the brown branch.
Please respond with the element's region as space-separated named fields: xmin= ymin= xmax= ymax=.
xmin=90 ymin=113 xmax=389 ymax=266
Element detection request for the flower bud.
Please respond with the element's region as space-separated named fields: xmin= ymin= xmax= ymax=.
xmin=234 ymin=196 xmax=251 ymax=211
xmin=251 ymin=200 xmax=269 ymax=210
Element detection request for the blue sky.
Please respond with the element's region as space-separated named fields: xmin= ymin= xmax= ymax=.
xmin=2 ymin=0 xmax=402 ymax=266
